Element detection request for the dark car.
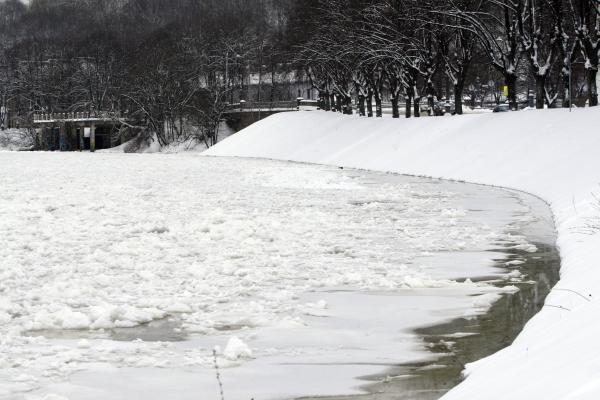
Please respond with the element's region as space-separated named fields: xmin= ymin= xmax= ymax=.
xmin=433 ymin=101 xmax=455 ymax=116
xmin=493 ymin=104 xmax=510 ymax=112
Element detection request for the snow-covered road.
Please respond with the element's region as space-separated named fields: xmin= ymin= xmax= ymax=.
xmin=0 ymin=153 xmax=545 ymax=400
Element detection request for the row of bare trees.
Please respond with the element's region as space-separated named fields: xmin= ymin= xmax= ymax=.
xmin=297 ymin=0 xmax=600 ymax=117
xmin=1 ymin=0 xmax=598 ymax=141
xmin=0 ymin=0 xmax=294 ymax=146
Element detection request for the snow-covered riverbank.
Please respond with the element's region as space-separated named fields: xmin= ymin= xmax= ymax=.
xmin=205 ymin=108 xmax=600 ymax=400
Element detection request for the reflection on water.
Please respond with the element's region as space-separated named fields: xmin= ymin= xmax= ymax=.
xmin=297 ymin=169 xmax=560 ymax=400
xmin=369 ymin=240 xmax=558 ymax=400
xmin=27 ymin=317 xmax=186 ymax=342
xmin=299 ymin=238 xmax=560 ymax=400
xmin=110 ymin=318 xmax=186 ymax=342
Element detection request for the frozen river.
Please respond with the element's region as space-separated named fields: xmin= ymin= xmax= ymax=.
xmin=0 ymin=153 xmax=557 ymax=400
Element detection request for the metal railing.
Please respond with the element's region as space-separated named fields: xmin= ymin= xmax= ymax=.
xmin=225 ymin=101 xmax=298 ymax=112
xmin=33 ymin=111 xmax=126 ymax=123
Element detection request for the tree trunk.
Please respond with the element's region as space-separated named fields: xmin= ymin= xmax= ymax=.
xmin=405 ymin=96 xmax=412 ymax=118
xmin=391 ymin=96 xmax=400 ymax=118
xmin=367 ymin=91 xmax=374 ymax=117
xmin=426 ymin=81 xmax=435 ymax=116
xmin=506 ymin=74 xmax=518 ymax=110
xmin=343 ymin=96 xmax=353 ymax=115
xmin=323 ymin=92 xmax=331 ymax=111
xmin=560 ymin=73 xmax=569 ymax=108
xmin=358 ymin=94 xmax=366 ymax=116
xmin=535 ymin=75 xmax=546 ymax=109
xmin=454 ymin=83 xmax=464 ymax=115
xmin=330 ymin=93 xmax=336 ymax=111
xmin=587 ymin=68 xmax=598 ymax=107
xmin=336 ymin=95 xmax=342 ymax=113
xmin=414 ymin=97 xmax=421 ymax=118
xmin=375 ymin=94 xmax=382 ymax=117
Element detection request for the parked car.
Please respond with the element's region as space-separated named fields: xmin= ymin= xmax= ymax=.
xmin=493 ymin=103 xmax=510 ymax=112
xmin=434 ymin=100 xmax=455 ymax=116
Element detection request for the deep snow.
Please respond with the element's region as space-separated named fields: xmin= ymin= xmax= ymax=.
xmin=1 ymin=153 xmax=540 ymax=400
xmin=205 ymin=108 xmax=600 ymax=400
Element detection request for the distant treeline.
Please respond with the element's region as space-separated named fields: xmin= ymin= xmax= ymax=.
xmin=297 ymin=0 xmax=600 ymax=117
xmin=0 ymin=0 xmax=598 ymax=145
xmin=0 ymin=0 xmax=305 ymax=146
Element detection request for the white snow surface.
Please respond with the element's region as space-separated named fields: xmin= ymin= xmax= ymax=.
xmin=205 ymin=109 xmax=600 ymax=400
xmin=0 ymin=152 xmax=539 ymax=400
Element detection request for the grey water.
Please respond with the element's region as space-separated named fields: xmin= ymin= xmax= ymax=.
xmin=299 ymin=173 xmax=560 ymax=400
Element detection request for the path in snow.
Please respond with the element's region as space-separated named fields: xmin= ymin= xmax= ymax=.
xmin=0 ymin=153 xmax=551 ymax=400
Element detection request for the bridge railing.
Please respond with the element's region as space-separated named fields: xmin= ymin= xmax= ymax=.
xmin=225 ymin=100 xmax=308 ymax=113
xmin=33 ymin=111 xmax=126 ymax=123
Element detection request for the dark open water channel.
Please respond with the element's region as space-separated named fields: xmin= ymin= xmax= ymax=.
xmin=299 ymin=180 xmax=560 ymax=400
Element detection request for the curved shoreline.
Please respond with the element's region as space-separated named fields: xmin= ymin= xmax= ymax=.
xmin=289 ymin=172 xmax=560 ymax=400
xmin=204 ymin=108 xmax=600 ymax=399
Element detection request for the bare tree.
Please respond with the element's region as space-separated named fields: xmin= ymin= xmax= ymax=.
xmin=569 ymin=0 xmax=600 ymax=106
xmin=447 ymin=1 xmax=522 ymax=110
xmin=437 ymin=0 xmax=482 ymax=114
xmin=516 ymin=0 xmax=563 ymax=109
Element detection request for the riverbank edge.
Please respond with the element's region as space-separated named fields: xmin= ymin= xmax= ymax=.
xmin=204 ymin=108 xmax=600 ymax=400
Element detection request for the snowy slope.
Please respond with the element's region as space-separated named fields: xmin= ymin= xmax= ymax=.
xmin=205 ymin=109 xmax=600 ymax=400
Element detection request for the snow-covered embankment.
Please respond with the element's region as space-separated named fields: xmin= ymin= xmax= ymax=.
xmin=205 ymin=109 xmax=600 ymax=400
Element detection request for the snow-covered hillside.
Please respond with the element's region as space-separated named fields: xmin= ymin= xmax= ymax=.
xmin=205 ymin=109 xmax=600 ymax=400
